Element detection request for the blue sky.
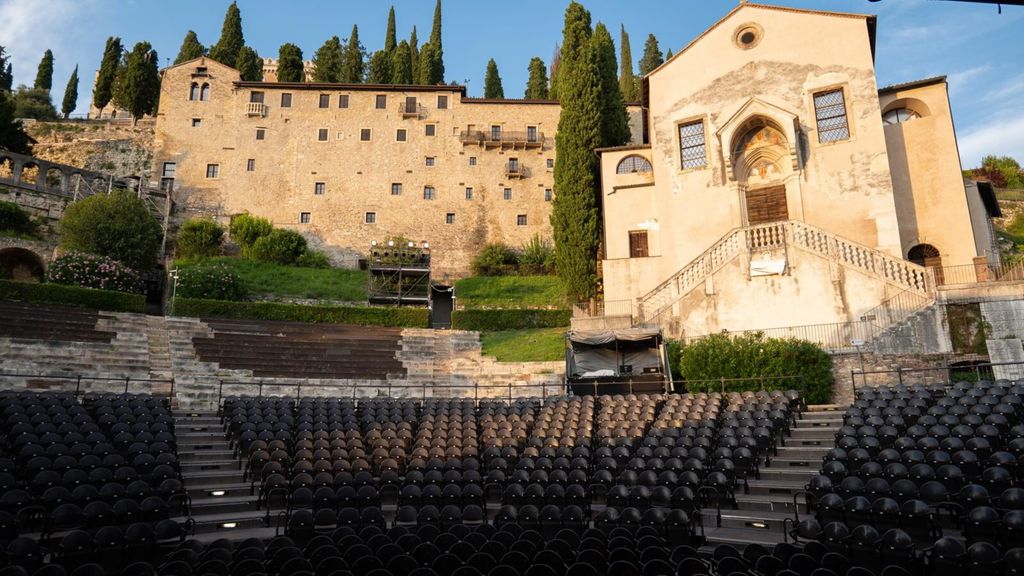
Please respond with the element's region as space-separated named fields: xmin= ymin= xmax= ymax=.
xmin=0 ymin=0 xmax=1020 ymax=167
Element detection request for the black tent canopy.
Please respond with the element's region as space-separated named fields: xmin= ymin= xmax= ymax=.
xmin=565 ymin=327 xmax=672 ymax=395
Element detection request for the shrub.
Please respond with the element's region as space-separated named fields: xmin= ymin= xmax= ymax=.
xmin=174 ymin=298 xmax=428 ymax=327
xmin=0 ymin=201 xmax=37 ymax=236
xmin=229 ymin=213 xmax=273 ymax=256
xmin=0 ymin=279 xmax=145 ymax=312
xmin=520 ymin=234 xmax=556 ymax=275
xmin=176 ymin=218 xmax=224 ymax=259
xmin=175 ymin=264 xmax=247 ymax=301
xmin=47 ymin=251 xmax=144 ymax=293
xmin=250 ymin=229 xmax=307 ymax=265
xmin=471 ymin=243 xmax=520 ymax=276
xmin=58 ymin=189 xmax=162 ymax=270
xmin=452 ymin=309 xmax=571 ymax=331
xmin=678 ymin=333 xmax=833 ymax=404
xmin=296 ymin=249 xmax=330 ymax=269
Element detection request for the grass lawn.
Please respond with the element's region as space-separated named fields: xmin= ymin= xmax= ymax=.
xmin=455 ymin=276 xmax=567 ymax=309
xmin=480 ymin=327 xmax=568 ymax=362
xmin=175 ymin=257 xmax=368 ymax=301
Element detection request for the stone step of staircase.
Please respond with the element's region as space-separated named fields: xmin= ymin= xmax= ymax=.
xmin=702 ymin=526 xmax=785 ymax=548
xmin=178 ymin=449 xmax=236 ymax=463
xmin=755 ymin=468 xmax=818 ymax=483
xmin=788 ymin=427 xmax=839 ymax=440
xmin=792 ymin=417 xmax=843 ymax=428
xmin=734 ymin=494 xmax=807 ymax=514
xmin=744 ymin=479 xmax=808 ymax=497
xmin=180 ymin=459 xmax=241 ymax=473
xmin=702 ymin=509 xmax=794 ymax=534
xmin=189 ymin=494 xmax=259 ymax=516
xmin=185 ymin=482 xmax=254 ymax=499
xmin=181 ymin=469 xmax=243 ymax=486
xmin=774 ymin=446 xmax=831 ymax=459
xmin=805 ymin=404 xmax=846 ymax=413
xmin=174 ymin=509 xmax=268 ymax=534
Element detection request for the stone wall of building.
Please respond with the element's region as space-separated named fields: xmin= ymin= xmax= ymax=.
xmin=830 ymin=352 xmax=989 ymax=406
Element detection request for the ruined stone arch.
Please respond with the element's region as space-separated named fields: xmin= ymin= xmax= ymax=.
xmin=0 ymin=248 xmax=45 ymax=282
xmin=45 ymin=166 xmax=64 ymax=191
xmin=0 ymin=155 xmax=13 ymax=180
xmin=20 ymin=162 xmax=39 ymax=185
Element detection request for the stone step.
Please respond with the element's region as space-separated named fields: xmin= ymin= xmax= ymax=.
xmin=799 ymin=410 xmax=846 ymax=421
xmin=702 ymin=508 xmax=794 ymax=534
xmin=756 ymin=468 xmax=819 ymax=483
xmin=174 ymin=509 xmax=267 ymax=534
xmin=734 ymin=495 xmax=807 ymax=515
xmin=745 ymin=479 xmax=807 ymax=497
xmin=177 ymin=431 xmax=229 ymax=440
xmin=703 ymin=526 xmax=786 ymax=548
xmin=189 ymin=494 xmax=259 ymax=515
xmin=180 ymin=460 xmax=241 ymax=473
xmin=185 ymin=482 xmax=254 ymax=499
xmin=793 ymin=418 xmax=843 ymax=428
xmin=805 ymin=404 xmax=847 ymax=413
xmin=785 ymin=437 xmax=833 ymax=448
xmin=175 ymin=424 xmax=224 ymax=434
xmin=175 ymin=411 xmax=219 ymax=418
xmin=181 ymin=469 xmax=246 ymax=486
xmin=178 ymin=449 xmax=236 ymax=462
xmin=764 ymin=457 xmax=820 ymax=470
xmin=788 ymin=428 xmax=839 ymax=439
xmin=775 ymin=446 xmax=832 ymax=459
xmin=189 ymin=526 xmax=277 ymax=543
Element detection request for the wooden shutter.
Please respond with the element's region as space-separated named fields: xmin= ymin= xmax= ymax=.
xmin=746 ymin=186 xmax=788 ymax=225
xmin=629 ymin=231 xmax=649 ymax=258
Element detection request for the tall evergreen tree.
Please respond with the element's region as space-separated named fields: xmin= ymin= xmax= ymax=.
xmin=390 ymin=41 xmax=412 ymax=84
xmin=548 ymin=44 xmax=561 ymax=101
xmin=551 ymin=2 xmax=603 ymax=302
xmin=665 ymin=48 xmax=673 ymax=59
xmin=311 ymin=36 xmax=344 ymax=82
xmin=61 ymin=65 xmax=78 ymax=118
xmin=276 ymin=44 xmax=304 ymax=82
xmin=174 ymin=31 xmax=206 ymax=65
xmin=209 ymin=2 xmax=244 ymax=67
xmin=0 ymin=90 xmax=32 ymax=153
xmin=409 ymin=27 xmax=419 ymax=86
xmin=524 ymin=57 xmax=549 ymax=99
xmin=592 ymin=23 xmax=630 ymax=146
xmin=619 ymin=24 xmax=639 ymax=102
xmin=113 ymin=42 xmax=159 ymax=125
xmin=417 ymin=42 xmax=442 ymax=85
xmin=367 ymin=51 xmax=391 ymax=84
xmin=0 ymin=46 xmax=14 ymax=92
xmin=236 ymin=46 xmax=263 ymax=81
xmin=34 ymin=49 xmax=54 ymax=92
xmin=483 ymin=59 xmax=504 ymax=99
xmin=384 ymin=6 xmax=398 ymax=54
xmin=92 ymin=37 xmax=122 ymax=119
xmin=341 ymin=25 xmax=365 ymax=83
xmin=638 ymin=33 xmax=663 ymax=76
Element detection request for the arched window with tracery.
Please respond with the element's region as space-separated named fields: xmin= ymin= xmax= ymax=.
xmin=189 ymin=83 xmax=199 ymax=101
xmin=200 ymin=83 xmax=210 ymax=101
xmin=616 ymin=155 xmax=653 ymax=174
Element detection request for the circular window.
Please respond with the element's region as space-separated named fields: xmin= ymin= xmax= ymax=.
xmin=733 ymin=23 xmax=763 ymax=50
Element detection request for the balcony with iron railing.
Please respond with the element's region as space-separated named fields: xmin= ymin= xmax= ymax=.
xmin=245 ymin=102 xmax=267 ymax=117
xmin=505 ymin=162 xmax=527 ymax=179
xmin=459 ymin=130 xmax=545 ymax=148
xmin=398 ymin=102 xmax=426 ymax=119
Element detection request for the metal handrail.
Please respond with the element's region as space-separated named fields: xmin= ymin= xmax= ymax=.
xmin=0 ymin=371 xmax=175 ymax=398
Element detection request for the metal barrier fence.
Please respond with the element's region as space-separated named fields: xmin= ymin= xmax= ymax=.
xmin=571 ymin=299 xmax=633 ymax=319
xmin=933 ymin=262 xmax=1024 ymax=285
xmin=849 ymin=360 xmax=1024 ymax=396
xmin=678 ymin=374 xmax=806 ymax=396
xmin=0 ymin=372 xmax=175 ymax=397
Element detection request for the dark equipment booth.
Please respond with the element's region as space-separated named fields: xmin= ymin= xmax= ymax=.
xmin=565 ymin=328 xmax=673 ymax=396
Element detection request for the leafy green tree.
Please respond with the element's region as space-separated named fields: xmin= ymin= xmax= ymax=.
xmin=93 ymin=37 xmax=122 ymax=118
xmin=209 ymin=2 xmax=244 ymax=67
xmin=592 ymin=23 xmax=630 ymax=146
xmin=548 ymin=44 xmax=561 ymax=100
xmin=483 ymin=58 xmax=504 ymax=98
xmin=384 ymin=6 xmax=398 ymax=54
xmin=311 ymin=36 xmax=344 ymax=82
xmin=34 ymin=49 xmax=54 ymax=92
xmin=341 ymin=25 xmax=365 ymax=82
xmin=174 ymin=30 xmax=206 ymax=65
xmin=638 ymin=33 xmax=663 ymax=76
xmin=0 ymin=46 xmax=12 ymax=92
xmin=250 ymin=229 xmax=307 ymax=265
xmin=13 ymin=86 xmax=57 ymax=120
xmin=409 ymin=27 xmax=419 ymax=84
xmin=229 ymin=213 xmax=272 ymax=257
xmin=0 ymin=90 xmax=32 ymax=153
xmin=113 ymin=42 xmax=160 ymax=125
xmin=175 ymin=218 xmax=224 ymax=259
xmin=524 ymin=57 xmax=548 ymax=99
xmin=978 ymin=155 xmax=1024 ymax=188
xmin=236 ymin=46 xmax=263 ymax=81
xmin=367 ymin=50 xmax=391 ymax=84
xmin=61 ymin=65 xmax=78 ymax=118
xmin=276 ymin=43 xmax=304 ymax=83
xmin=390 ymin=41 xmax=412 ymax=84
xmin=551 ymin=2 xmax=603 ymax=302
xmin=58 ymin=189 xmax=162 ymax=270
xmin=619 ymin=24 xmax=639 ymax=102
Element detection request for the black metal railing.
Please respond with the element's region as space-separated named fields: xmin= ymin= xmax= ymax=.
xmin=0 ymin=372 xmax=175 ymax=397
xmin=848 ymin=360 xmax=1024 ymax=396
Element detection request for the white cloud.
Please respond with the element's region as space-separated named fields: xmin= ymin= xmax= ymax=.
xmin=947 ymin=64 xmax=992 ymax=96
xmin=958 ymin=113 xmax=1024 ymax=168
xmin=0 ymin=0 xmax=99 ymax=94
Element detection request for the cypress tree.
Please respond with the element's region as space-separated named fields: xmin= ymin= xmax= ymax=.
xmin=619 ymin=24 xmax=639 ymax=102
xmin=390 ymin=41 xmax=412 ymax=84
xmin=311 ymin=36 xmax=344 ymax=82
xmin=524 ymin=57 xmax=549 ymax=99
xmin=665 ymin=48 xmax=674 ymax=59
xmin=276 ymin=44 xmax=304 ymax=82
xmin=341 ymin=25 xmax=365 ymax=83
xmin=0 ymin=90 xmax=32 ymax=153
xmin=113 ymin=42 xmax=159 ymax=125
xmin=92 ymin=37 xmax=122 ymax=118
xmin=409 ymin=27 xmax=419 ymax=85
xmin=417 ymin=42 xmax=442 ymax=85
xmin=483 ymin=59 xmax=504 ymax=99
xmin=548 ymin=44 xmax=561 ymax=101
xmin=366 ymin=51 xmax=391 ymax=84
xmin=592 ymin=23 xmax=630 ymax=146
xmin=174 ymin=31 xmax=206 ymax=65
xmin=34 ymin=49 xmax=54 ymax=92
xmin=61 ymin=65 xmax=78 ymax=118
xmin=0 ymin=46 xmax=12 ymax=92
xmin=236 ymin=46 xmax=263 ymax=81
xmin=384 ymin=6 xmax=398 ymax=54
xmin=209 ymin=2 xmax=244 ymax=67
xmin=638 ymin=33 xmax=663 ymax=76
xmin=551 ymin=2 xmax=603 ymax=302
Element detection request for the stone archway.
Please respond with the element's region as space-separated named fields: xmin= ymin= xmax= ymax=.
xmin=732 ymin=118 xmax=792 ymax=225
xmin=908 ymin=243 xmax=943 ymax=285
xmin=0 ymin=247 xmax=45 ymax=282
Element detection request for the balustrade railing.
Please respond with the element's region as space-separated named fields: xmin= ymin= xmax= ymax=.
xmin=572 ymin=299 xmax=633 ymax=319
xmin=245 ymin=102 xmax=267 ymax=117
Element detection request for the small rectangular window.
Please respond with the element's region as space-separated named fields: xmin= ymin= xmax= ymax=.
xmin=423 ymin=186 xmax=435 ymax=200
xmin=191 ymin=118 xmax=201 ymax=127
xmin=814 ymin=88 xmax=851 ymax=143
xmin=360 ymin=128 xmax=371 ymax=141
xmin=300 ymin=212 xmax=311 ymax=224
xmin=396 ymin=129 xmax=407 ymax=142
xmin=246 ymin=159 xmax=255 ymax=172
xmin=465 ymin=187 xmax=473 ymax=200
xmin=517 ymin=214 xmax=527 ymax=226
xmin=365 ymin=212 xmax=376 ymax=224
xmin=162 ymin=162 xmax=177 ymax=178
xmin=425 ymin=124 xmax=436 ymax=137
xmin=206 ymin=164 xmax=219 ymax=179
xmin=469 ymin=157 xmax=477 ymax=166
xmin=678 ymin=120 xmax=707 ymax=170
xmin=544 ymin=189 xmax=552 ymax=202
xmin=490 ymin=125 xmax=502 ymax=141
xmin=250 ymin=91 xmax=264 ymax=104
xmin=425 ymin=157 xmax=436 ymax=167
xmin=314 ymin=182 xmax=325 ymax=195
xmin=318 ymin=128 xmax=328 ymax=141
xmin=527 ymin=126 xmax=538 ymax=142
xmin=629 ymin=230 xmax=649 ymax=258
xmin=437 ymin=95 xmax=449 ymax=109
xmin=318 ymin=94 xmax=330 ymax=108
xmin=375 ymin=95 xmax=387 ymax=109
xmin=280 ymin=93 xmax=292 ymax=108
xmin=391 ymin=183 xmax=402 ymax=196
xmin=445 ymin=213 xmax=455 ymax=225
xmin=338 ymin=94 xmax=349 ymax=108
xmin=256 ymin=128 xmax=266 ymax=141
xmin=546 ymin=158 xmax=554 ymax=169
xmin=503 ymin=188 xmax=512 ymax=200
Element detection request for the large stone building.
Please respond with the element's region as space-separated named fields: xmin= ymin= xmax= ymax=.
xmin=153 ymin=57 xmax=576 ymax=277
xmin=597 ymin=3 xmax=1003 ymax=346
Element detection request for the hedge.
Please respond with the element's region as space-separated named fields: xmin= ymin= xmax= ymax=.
xmin=452 ymin=309 xmax=571 ymax=331
xmin=0 ymin=280 xmax=146 ymax=313
xmin=173 ymin=298 xmax=429 ymax=328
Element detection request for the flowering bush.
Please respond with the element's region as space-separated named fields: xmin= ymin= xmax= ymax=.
xmin=47 ymin=251 xmax=144 ymax=294
xmin=175 ymin=264 xmax=248 ymax=301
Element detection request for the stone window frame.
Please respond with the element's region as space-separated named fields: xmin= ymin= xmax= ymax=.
xmin=396 ymin=129 xmax=407 ymax=142
xmin=205 ymin=164 xmax=220 ymax=179
xmin=199 ymin=84 xmax=210 ymax=101
xmin=391 ymin=183 xmax=403 ymax=196
xmin=445 ymin=213 xmax=455 ymax=225
xmin=526 ymin=125 xmax=538 ymax=143
xmin=516 ymin=214 xmax=528 ymax=226
xmin=503 ymin=188 xmax=513 ymax=201
xmin=318 ymin=94 xmax=330 ymax=109
xmin=314 ymin=182 xmax=326 ymax=195
xmin=810 ymin=83 xmax=855 ymax=146
xmin=546 ymin=158 xmax=554 ymax=170
xmin=437 ymin=95 xmax=449 ymax=110
xmin=425 ymin=124 xmax=436 ymax=137
xmin=423 ymin=186 xmax=436 ymax=200
xmin=338 ymin=94 xmax=349 ymax=109
xmin=280 ymin=93 xmax=292 ymax=108
xmin=317 ymin=128 xmax=329 ymax=142
xmin=191 ymin=118 xmax=202 ymax=128
xmin=425 ymin=157 xmax=436 ymax=167
xmin=246 ymin=159 xmax=255 ymax=172
xmin=677 ymin=117 xmax=708 ymax=171
xmin=360 ymin=128 xmax=372 ymax=141
xmin=300 ymin=212 xmax=311 ymax=224
xmin=469 ymin=157 xmax=477 ymax=166
xmin=465 ymin=187 xmax=473 ymax=200
xmin=256 ymin=128 xmax=266 ymax=141
xmin=365 ymin=212 xmax=376 ymax=224
xmin=544 ymin=188 xmax=552 ymax=202
xmin=249 ymin=91 xmax=264 ymax=104
xmin=375 ymin=95 xmax=387 ymax=109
